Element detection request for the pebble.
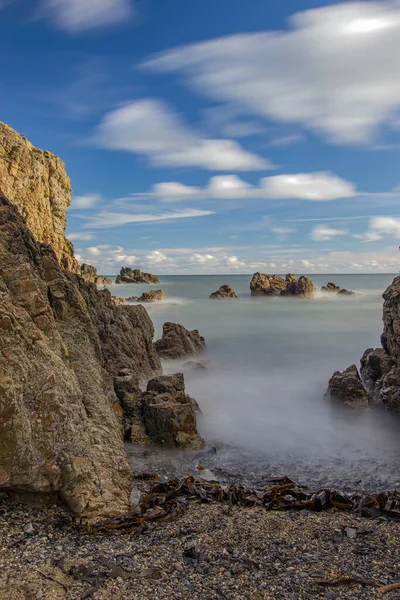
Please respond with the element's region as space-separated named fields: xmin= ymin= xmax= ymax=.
xmin=23 ymin=523 xmax=34 ymax=534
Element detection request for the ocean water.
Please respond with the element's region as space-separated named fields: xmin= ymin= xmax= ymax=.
xmin=110 ymin=274 xmax=400 ymax=491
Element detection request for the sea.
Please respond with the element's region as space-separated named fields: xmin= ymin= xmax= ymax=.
xmin=109 ymin=274 xmax=400 ymax=491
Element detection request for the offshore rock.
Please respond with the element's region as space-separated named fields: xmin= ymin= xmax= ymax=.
xmin=155 ymin=322 xmax=206 ymax=359
xmin=0 ymin=194 xmax=161 ymax=519
xmin=326 ymin=365 xmax=369 ymax=408
xmin=0 ymin=121 xmax=78 ymax=272
xmin=282 ymin=275 xmax=315 ymax=298
xmin=137 ymin=290 xmax=165 ymax=303
xmin=321 ymin=282 xmax=341 ymax=293
xmin=115 ymin=267 xmax=160 ymax=284
xmin=80 ymin=263 xmax=112 ymax=286
xmin=338 ymin=288 xmax=356 ymax=297
xmin=140 ymin=374 xmax=204 ymax=449
xmin=250 ymin=272 xmax=316 ymax=298
xmin=209 ymin=285 xmax=238 ymax=299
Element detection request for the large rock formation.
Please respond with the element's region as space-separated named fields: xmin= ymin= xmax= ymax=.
xmin=115 ymin=267 xmax=160 ymax=284
xmin=326 ymin=365 xmax=369 ymax=408
xmin=0 ymin=121 xmax=78 ymax=272
xmin=0 ymin=194 xmax=161 ymax=519
xmin=136 ymin=290 xmax=165 ymax=303
xmin=155 ymin=322 xmax=206 ymax=359
xmin=80 ymin=263 xmax=112 ymax=286
xmin=250 ymin=273 xmax=315 ymax=298
xmin=326 ymin=276 xmax=400 ymax=411
xmin=210 ymin=285 xmax=237 ymax=299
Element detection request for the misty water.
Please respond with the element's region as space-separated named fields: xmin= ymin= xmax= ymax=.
xmin=111 ymin=274 xmax=400 ymax=491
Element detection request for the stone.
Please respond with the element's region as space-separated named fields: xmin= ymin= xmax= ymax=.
xmin=23 ymin=523 xmax=34 ymax=534
xmin=250 ymin=273 xmax=287 ymax=296
xmin=80 ymin=263 xmax=112 ymax=286
xmin=337 ymin=288 xmax=356 ymax=296
xmin=140 ymin=374 xmax=204 ymax=449
xmin=137 ymin=290 xmax=165 ymax=303
xmin=111 ymin=296 xmax=127 ymax=305
xmin=0 ymin=122 xmax=78 ymax=272
xmin=115 ymin=267 xmax=160 ymax=284
xmin=155 ymin=322 xmax=205 ymax=359
xmin=282 ymin=275 xmax=315 ymax=298
xmin=0 ymin=193 xmax=161 ymax=520
xmin=321 ymin=282 xmax=341 ymax=293
xmin=326 ymin=365 xmax=369 ymax=408
xmin=209 ymin=285 xmax=237 ymax=299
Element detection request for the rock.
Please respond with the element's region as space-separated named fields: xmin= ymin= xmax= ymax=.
xmin=140 ymin=374 xmax=204 ymax=449
xmin=115 ymin=267 xmax=160 ymax=284
xmin=209 ymin=285 xmax=237 ymax=299
xmin=321 ymin=282 xmax=341 ymax=293
xmin=137 ymin=290 xmax=165 ymax=303
xmin=23 ymin=523 xmax=34 ymax=534
xmin=111 ymin=296 xmax=127 ymax=305
xmin=80 ymin=263 xmax=112 ymax=286
xmin=338 ymin=288 xmax=356 ymax=296
xmin=155 ymin=322 xmax=206 ymax=359
xmin=326 ymin=365 xmax=369 ymax=408
xmin=250 ymin=272 xmax=315 ymax=297
xmin=0 ymin=194 xmax=161 ymax=520
xmin=0 ymin=122 xmax=78 ymax=272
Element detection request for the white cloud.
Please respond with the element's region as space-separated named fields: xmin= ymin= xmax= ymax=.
xmin=94 ymin=99 xmax=271 ymax=171
xmin=268 ymin=134 xmax=305 ymax=147
xmin=39 ymin=0 xmax=133 ymax=32
xmin=146 ymin=250 xmax=169 ymax=264
xmin=311 ymin=225 xmax=348 ymax=241
xmin=85 ymin=208 xmax=214 ymax=228
xmin=151 ymin=171 xmax=357 ymax=202
xmin=143 ymin=2 xmax=400 ymax=145
xmin=357 ymin=215 xmax=400 ymax=242
xmin=70 ymin=193 xmax=102 ymax=210
xmin=67 ymin=232 xmax=95 ymax=241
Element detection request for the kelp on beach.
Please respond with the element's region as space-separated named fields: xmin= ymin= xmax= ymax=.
xmin=91 ymin=475 xmax=400 ymax=534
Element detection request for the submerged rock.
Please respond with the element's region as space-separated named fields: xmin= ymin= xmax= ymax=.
xmin=80 ymin=263 xmax=112 ymax=286
xmin=250 ymin=272 xmax=315 ymax=298
xmin=155 ymin=322 xmax=205 ymax=359
xmin=209 ymin=285 xmax=238 ymax=299
xmin=140 ymin=374 xmax=204 ymax=449
xmin=326 ymin=365 xmax=370 ymax=408
xmin=321 ymin=282 xmax=341 ymax=293
xmin=338 ymin=288 xmax=356 ymax=297
xmin=115 ymin=267 xmax=160 ymax=284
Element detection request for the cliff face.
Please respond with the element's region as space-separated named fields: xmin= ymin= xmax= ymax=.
xmin=0 ymin=194 xmax=161 ymax=519
xmin=0 ymin=122 xmax=78 ymax=272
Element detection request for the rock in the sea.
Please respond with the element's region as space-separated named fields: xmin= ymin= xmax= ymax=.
xmin=111 ymin=296 xmax=127 ymax=305
xmin=155 ymin=322 xmax=206 ymax=359
xmin=80 ymin=263 xmax=112 ymax=286
xmin=137 ymin=290 xmax=165 ymax=303
xmin=140 ymin=374 xmax=204 ymax=449
xmin=321 ymin=282 xmax=341 ymax=293
xmin=209 ymin=285 xmax=237 ymax=299
xmin=338 ymin=288 xmax=356 ymax=296
xmin=115 ymin=267 xmax=160 ymax=284
xmin=250 ymin=272 xmax=315 ymax=297
xmin=326 ymin=365 xmax=369 ymax=408
xmin=0 ymin=193 xmax=161 ymax=520
xmin=0 ymin=121 xmax=78 ymax=272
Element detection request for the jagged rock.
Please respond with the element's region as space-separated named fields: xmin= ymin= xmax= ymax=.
xmin=250 ymin=273 xmax=287 ymax=296
xmin=210 ymin=285 xmax=237 ymax=299
xmin=326 ymin=365 xmax=369 ymax=408
xmin=155 ymin=322 xmax=205 ymax=359
xmin=338 ymin=288 xmax=356 ymax=296
xmin=250 ymin=272 xmax=315 ymax=297
xmin=0 ymin=194 xmax=161 ymax=520
xmin=140 ymin=374 xmax=204 ymax=449
xmin=111 ymin=296 xmax=127 ymax=305
xmin=80 ymin=263 xmax=112 ymax=286
xmin=360 ymin=348 xmax=389 ymax=400
xmin=115 ymin=267 xmax=160 ymax=284
xmin=322 ymin=282 xmax=341 ymax=293
xmin=137 ymin=290 xmax=165 ymax=303
xmin=0 ymin=122 xmax=78 ymax=272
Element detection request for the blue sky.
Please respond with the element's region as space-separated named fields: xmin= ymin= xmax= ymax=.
xmin=2 ymin=0 xmax=400 ymax=274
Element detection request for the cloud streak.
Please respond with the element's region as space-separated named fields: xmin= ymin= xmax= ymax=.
xmin=84 ymin=208 xmax=214 ymax=229
xmin=39 ymin=0 xmax=133 ymax=32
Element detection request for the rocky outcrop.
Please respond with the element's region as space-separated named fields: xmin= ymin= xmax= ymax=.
xmin=0 ymin=194 xmax=161 ymax=519
xmin=80 ymin=263 xmax=112 ymax=286
xmin=210 ymin=285 xmax=237 ymax=299
xmin=155 ymin=322 xmax=206 ymax=359
xmin=111 ymin=296 xmax=127 ymax=305
xmin=136 ymin=290 xmax=165 ymax=303
xmin=250 ymin=273 xmax=315 ymax=298
xmin=321 ymin=282 xmax=341 ymax=293
xmin=326 ymin=365 xmax=369 ymax=408
xmin=326 ymin=276 xmax=400 ymax=411
xmin=115 ymin=267 xmax=160 ymax=284
xmin=338 ymin=289 xmax=356 ymax=297
xmin=140 ymin=374 xmax=203 ymax=449
xmin=0 ymin=122 xmax=78 ymax=272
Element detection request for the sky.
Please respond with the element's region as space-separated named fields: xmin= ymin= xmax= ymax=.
xmin=2 ymin=0 xmax=400 ymax=274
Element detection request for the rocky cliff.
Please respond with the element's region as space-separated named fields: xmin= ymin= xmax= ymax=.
xmin=0 ymin=121 xmax=78 ymax=272
xmin=326 ymin=276 xmax=400 ymax=411
xmin=0 ymin=193 xmax=161 ymax=520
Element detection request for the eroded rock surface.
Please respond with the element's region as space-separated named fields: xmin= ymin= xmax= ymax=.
xmin=0 ymin=122 xmax=78 ymax=272
xmin=326 ymin=365 xmax=369 ymax=408
xmin=137 ymin=290 xmax=165 ymax=303
xmin=80 ymin=263 xmax=112 ymax=286
xmin=250 ymin=273 xmax=315 ymax=298
xmin=155 ymin=322 xmax=205 ymax=359
xmin=321 ymin=282 xmax=341 ymax=293
xmin=0 ymin=194 xmax=161 ymax=519
xmin=210 ymin=285 xmax=237 ymax=299
xmin=115 ymin=267 xmax=160 ymax=284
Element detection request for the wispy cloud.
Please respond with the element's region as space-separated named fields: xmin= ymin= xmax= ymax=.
xmin=67 ymin=232 xmax=95 ymax=241
xmin=70 ymin=193 xmax=102 ymax=210
xmin=310 ymin=225 xmax=348 ymax=241
xmin=84 ymin=208 xmax=214 ymax=229
xmin=94 ymin=99 xmax=272 ymax=171
xmin=39 ymin=0 xmax=133 ymax=33
xmin=355 ymin=216 xmax=400 ymax=242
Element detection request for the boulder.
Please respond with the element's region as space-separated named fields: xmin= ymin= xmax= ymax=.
xmin=0 ymin=193 xmax=161 ymax=520
xmin=321 ymin=282 xmax=341 ymax=293
xmin=282 ymin=275 xmax=315 ymax=298
xmin=155 ymin=322 xmax=205 ymax=359
xmin=326 ymin=365 xmax=369 ymax=408
xmin=137 ymin=290 xmax=165 ymax=303
xmin=140 ymin=374 xmax=204 ymax=449
xmin=115 ymin=267 xmax=160 ymax=284
xmin=210 ymin=285 xmax=237 ymax=299
xmin=80 ymin=263 xmax=112 ymax=286
xmin=338 ymin=288 xmax=356 ymax=297
xmin=250 ymin=273 xmax=287 ymax=296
